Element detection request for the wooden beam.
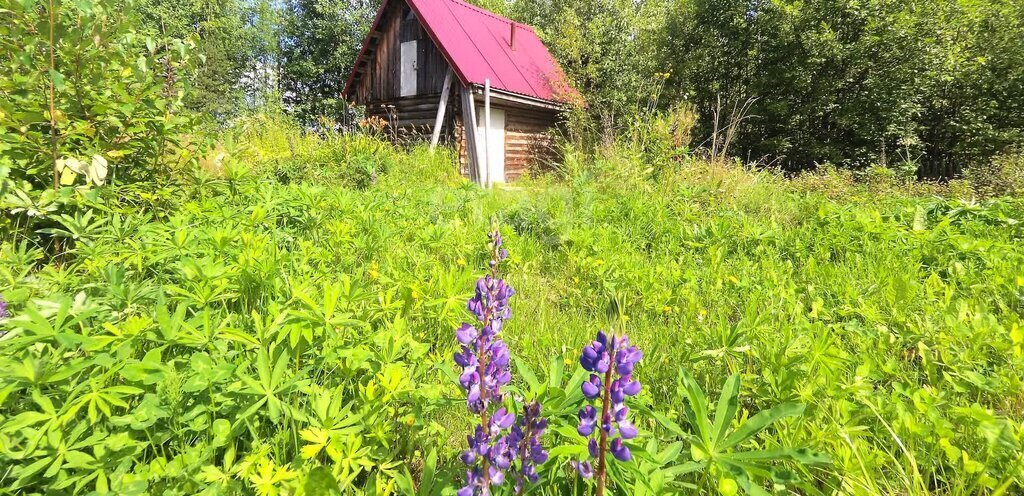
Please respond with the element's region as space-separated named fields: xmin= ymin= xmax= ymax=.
xmin=472 ymin=86 xmax=564 ymax=111
xmin=460 ymin=86 xmax=483 ymax=185
xmin=483 ymin=79 xmax=492 ymax=188
xmin=430 ymin=68 xmax=454 ymax=152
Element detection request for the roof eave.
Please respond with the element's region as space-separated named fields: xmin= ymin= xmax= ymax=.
xmin=342 ymin=1 xmax=392 ymax=100
xmin=470 ymin=85 xmax=568 ymax=111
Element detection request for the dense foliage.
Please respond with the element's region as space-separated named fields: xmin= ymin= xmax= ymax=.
xmin=135 ymin=0 xmax=278 ymax=119
xmin=36 ymin=0 xmax=1019 ymax=178
xmin=657 ymin=0 xmax=1024 ymax=176
xmin=0 ymin=0 xmax=196 ymax=190
xmin=489 ymin=0 xmax=1024 ymax=177
xmin=1 ymin=117 xmax=1023 ymax=493
xmin=2 ymin=0 xmax=1024 ymax=494
xmin=278 ymin=0 xmax=376 ymax=127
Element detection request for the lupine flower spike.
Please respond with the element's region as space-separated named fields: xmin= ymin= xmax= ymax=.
xmin=0 ymin=296 xmax=8 ymax=320
xmin=574 ymin=330 xmax=643 ymax=496
xmin=456 ymin=224 xmax=544 ymax=495
xmin=510 ymin=401 xmax=549 ymax=494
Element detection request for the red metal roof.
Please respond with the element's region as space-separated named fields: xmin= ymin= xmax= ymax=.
xmin=344 ymin=0 xmax=578 ymax=105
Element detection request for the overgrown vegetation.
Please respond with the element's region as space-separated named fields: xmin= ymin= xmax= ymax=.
xmin=1 ymin=0 xmax=197 ymax=189
xmin=65 ymin=0 xmax=1024 ymax=178
xmin=2 ymin=116 xmax=1023 ymax=493
xmin=2 ymin=0 xmax=1024 ymax=494
xmin=478 ymin=0 xmax=1024 ymax=177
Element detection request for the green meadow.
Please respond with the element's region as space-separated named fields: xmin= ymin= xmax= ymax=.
xmin=2 ymin=118 xmax=1022 ymax=494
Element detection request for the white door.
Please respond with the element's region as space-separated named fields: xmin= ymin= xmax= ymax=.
xmin=400 ymin=41 xmax=418 ymax=97
xmin=475 ymin=107 xmax=505 ymax=183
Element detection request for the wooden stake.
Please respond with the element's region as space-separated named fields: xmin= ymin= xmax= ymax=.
xmin=484 ymin=79 xmax=492 ymax=189
xmin=460 ymin=86 xmax=483 ymax=186
xmin=430 ymin=68 xmax=454 ymax=152
xmin=48 ymin=0 xmax=59 ymax=191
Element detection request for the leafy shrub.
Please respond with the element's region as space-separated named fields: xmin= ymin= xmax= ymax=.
xmin=967 ymin=150 xmax=1024 ymax=199
xmin=655 ymin=372 xmax=829 ymax=495
xmin=642 ymin=102 xmax=699 ymax=165
xmin=791 ymin=163 xmax=973 ymax=201
xmin=231 ymin=113 xmax=400 ymax=189
xmin=0 ymin=0 xmax=198 ymax=189
xmin=503 ymin=204 xmax=560 ymax=247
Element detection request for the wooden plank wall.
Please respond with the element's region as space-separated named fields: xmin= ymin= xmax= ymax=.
xmin=457 ymin=103 xmax=562 ymax=181
xmin=351 ymin=0 xmax=456 ymax=143
xmin=352 ymin=1 xmax=448 ymax=106
xmin=504 ymin=106 xmax=561 ymax=180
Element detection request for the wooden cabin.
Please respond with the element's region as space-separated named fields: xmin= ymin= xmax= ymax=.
xmin=343 ymin=0 xmax=579 ymax=184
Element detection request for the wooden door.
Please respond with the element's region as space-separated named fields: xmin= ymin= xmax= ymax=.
xmin=475 ymin=107 xmax=506 ymax=183
xmin=400 ymin=41 xmax=418 ymax=97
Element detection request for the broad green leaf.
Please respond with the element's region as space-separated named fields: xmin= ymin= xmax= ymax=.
xmin=421 ymin=448 xmax=437 ymax=494
xmin=514 ymin=355 xmax=541 ymax=394
xmin=721 ymin=403 xmax=805 ymax=450
xmin=302 ymin=466 xmax=341 ymax=496
xmin=49 ymin=69 xmax=64 ymax=90
xmin=712 ymin=373 xmax=741 ymax=446
xmin=211 ymin=419 xmax=231 ymax=447
xmin=718 ymin=477 xmax=738 ymax=496
xmin=548 ymin=354 xmax=564 ymax=389
xmin=679 ymin=369 xmax=710 ymax=443
xmin=652 ymin=410 xmax=687 ymax=437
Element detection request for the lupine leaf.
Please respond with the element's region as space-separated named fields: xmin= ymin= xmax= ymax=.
xmin=721 ymin=403 xmax=805 ymax=450
xmin=712 ymin=373 xmax=741 ymax=446
xmin=548 ymin=354 xmax=564 ymax=389
xmin=679 ymin=369 xmax=711 ymax=444
xmin=514 ymin=355 xmax=541 ymax=394
xmin=652 ymin=410 xmax=687 ymax=437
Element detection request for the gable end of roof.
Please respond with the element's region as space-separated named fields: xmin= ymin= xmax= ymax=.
xmin=344 ymin=0 xmax=578 ymax=106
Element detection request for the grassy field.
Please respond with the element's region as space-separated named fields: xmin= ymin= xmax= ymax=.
xmin=1 ymin=120 xmax=1023 ymax=494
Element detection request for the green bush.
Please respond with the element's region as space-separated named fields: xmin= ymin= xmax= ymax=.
xmin=0 ymin=0 xmax=198 ymax=189
xmin=231 ymin=113 xmax=402 ymax=190
xmin=967 ymin=150 xmax=1024 ymax=199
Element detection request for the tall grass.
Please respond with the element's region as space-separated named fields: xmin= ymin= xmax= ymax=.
xmin=1 ymin=115 xmax=1022 ymax=494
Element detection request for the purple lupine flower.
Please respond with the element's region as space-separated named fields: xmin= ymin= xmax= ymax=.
xmin=574 ymin=330 xmax=643 ymax=491
xmin=610 ymin=438 xmax=632 ymax=462
xmin=571 ymin=460 xmax=594 ymax=479
xmin=577 ymin=405 xmax=597 ymax=436
xmin=456 ymin=226 xmax=529 ymax=495
xmin=582 ymin=375 xmax=602 ymax=399
xmin=0 ymin=296 xmax=8 ymax=320
xmin=509 ymin=402 xmax=548 ymax=493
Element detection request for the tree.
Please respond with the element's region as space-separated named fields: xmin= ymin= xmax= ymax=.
xmin=659 ymin=0 xmax=1024 ymax=177
xmin=915 ymin=0 xmax=1024 ymax=178
xmin=135 ymin=0 xmax=276 ymax=119
xmin=509 ymin=0 xmax=668 ymax=145
xmin=278 ymin=0 xmax=377 ymax=127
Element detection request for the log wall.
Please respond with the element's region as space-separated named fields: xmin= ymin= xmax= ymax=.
xmin=457 ymin=102 xmax=562 ymax=181
xmin=364 ymin=92 xmax=459 ymax=144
